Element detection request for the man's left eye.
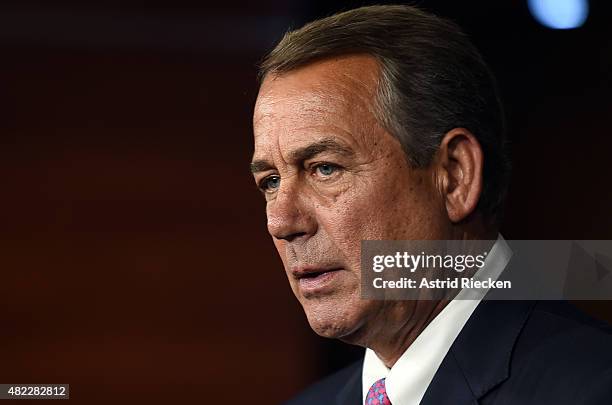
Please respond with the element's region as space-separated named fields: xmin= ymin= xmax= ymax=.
xmin=315 ymin=164 xmax=337 ymax=176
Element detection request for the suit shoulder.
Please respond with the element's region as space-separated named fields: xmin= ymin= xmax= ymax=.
xmin=528 ymin=300 xmax=612 ymax=343
xmin=515 ymin=301 xmax=612 ymax=373
xmin=282 ymin=360 xmax=363 ymax=405
xmin=484 ymin=302 xmax=612 ymax=403
xmin=533 ymin=300 xmax=612 ymax=332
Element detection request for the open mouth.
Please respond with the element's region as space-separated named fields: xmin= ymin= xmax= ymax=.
xmin=294 ymin=267 xmax=341 ymax=279
xmin=297 ymin=269 xmax=334 ymax=279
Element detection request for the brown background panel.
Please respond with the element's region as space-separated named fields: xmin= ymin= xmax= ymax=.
xmin=0 ymin=1 xmax=611 ymax=404
xmin=0 ymin=48 xmax=324 ymax=403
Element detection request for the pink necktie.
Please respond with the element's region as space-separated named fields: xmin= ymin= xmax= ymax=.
xmin=366 ymin=377 xmax=392 ymax=405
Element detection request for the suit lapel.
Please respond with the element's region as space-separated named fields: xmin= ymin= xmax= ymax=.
xmin=421 ymin=300 xmax=535 ymax=405
xmin=419 ymin=350 xmax=478 ymax=405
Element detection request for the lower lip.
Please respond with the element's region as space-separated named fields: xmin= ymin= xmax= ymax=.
xmin=298 ymin=270 xmax=341 ymax=294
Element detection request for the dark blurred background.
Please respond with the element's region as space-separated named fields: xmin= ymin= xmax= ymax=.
xmin=1 ymin=0 xmax=610 ymax=403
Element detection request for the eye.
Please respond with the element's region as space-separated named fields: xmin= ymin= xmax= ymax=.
xmin=314 ymin=163 xmax=338 ymax=177
xmin=259 ymin=175 xmax=280 ymax=192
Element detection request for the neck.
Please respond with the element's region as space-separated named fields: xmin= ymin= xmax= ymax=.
xmin=370 ymin=299 xmax=450 ymax=368
xmin=365 ymin=222 xmax=498 ymax=368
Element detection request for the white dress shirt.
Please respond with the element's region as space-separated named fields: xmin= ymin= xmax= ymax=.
xmin=362 ymin=235 xmax=511 ymax=405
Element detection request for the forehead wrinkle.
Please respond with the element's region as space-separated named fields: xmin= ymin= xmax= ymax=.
xmin=256 ymin=124 xmax=358 ymax=170
xmin=265 ymin=88 xmax=347 ymax=119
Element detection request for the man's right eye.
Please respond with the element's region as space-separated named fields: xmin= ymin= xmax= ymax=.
xmin=259 ymin=175 xmax=281 ymax=192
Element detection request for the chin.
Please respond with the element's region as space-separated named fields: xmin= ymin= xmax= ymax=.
xmin=301 ymin=295 xmax=371 ymax=341
xmin=308 ymin=318 xmax=354 ymax=339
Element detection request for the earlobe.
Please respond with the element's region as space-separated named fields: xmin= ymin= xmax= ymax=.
xmin=438 ymin=128 xmax=484 ymax=223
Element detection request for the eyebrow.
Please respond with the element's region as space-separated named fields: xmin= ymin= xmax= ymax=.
xmin=250 ymin=138 xmax=354 ymax=174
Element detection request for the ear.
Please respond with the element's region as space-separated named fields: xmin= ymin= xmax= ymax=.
xmin=435 ymin=128 xmax=484 ymax=223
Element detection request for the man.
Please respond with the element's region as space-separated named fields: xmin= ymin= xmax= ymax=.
xmin=250 ymin=5 xmax=612 ymax=405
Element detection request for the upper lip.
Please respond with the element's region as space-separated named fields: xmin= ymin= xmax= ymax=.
xmin=291 ymin=266 xmax=342 ymax=279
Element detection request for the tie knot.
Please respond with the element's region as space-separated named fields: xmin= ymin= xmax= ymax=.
xmin=366 ymin=378 xmax=391 ymax=405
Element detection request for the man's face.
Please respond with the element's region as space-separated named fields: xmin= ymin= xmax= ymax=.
xmin=251 ymin=55 xmax=449 ymax=342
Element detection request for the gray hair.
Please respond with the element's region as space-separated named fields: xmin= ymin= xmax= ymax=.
xmin=258 ymin=4 xmax=510 ymax=223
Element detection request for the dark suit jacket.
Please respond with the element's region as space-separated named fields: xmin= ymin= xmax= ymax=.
xmin=283 ymin=300 xmax=612 ymax=404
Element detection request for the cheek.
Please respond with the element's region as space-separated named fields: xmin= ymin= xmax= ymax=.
xmin=321 ymin=172 xmax=440 ymax=244
xmin=316 ymin=189 xmax=389 ymax=261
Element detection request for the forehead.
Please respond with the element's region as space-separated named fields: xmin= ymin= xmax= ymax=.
xmin=253 ymin=55 xmax=381 ymax=154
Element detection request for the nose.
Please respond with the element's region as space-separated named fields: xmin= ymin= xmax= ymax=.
xmin=266 ymin=182 xmax=317 ymax=242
